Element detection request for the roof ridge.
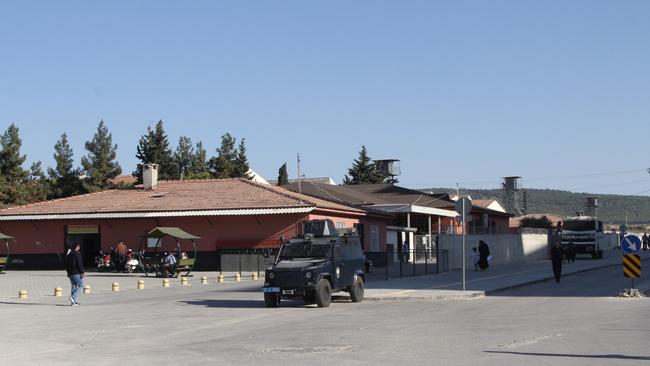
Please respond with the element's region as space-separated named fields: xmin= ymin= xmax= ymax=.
xmin=0 ymin=189 xmax=119 ymax=213
xmin=237 ymin=178 xmax=317 ymax=207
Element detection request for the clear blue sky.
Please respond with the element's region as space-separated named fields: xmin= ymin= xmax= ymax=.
xmin=2 ymin=1 xmax=650 ymax=195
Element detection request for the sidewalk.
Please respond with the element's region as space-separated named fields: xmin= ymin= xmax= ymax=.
xmin=360 ymin=249 xmax=650 ymax=301
xmin=0 ymin=270 xmax=262 ymax=301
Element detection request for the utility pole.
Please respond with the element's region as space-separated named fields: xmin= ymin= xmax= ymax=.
xmin=297 ymin=153 xmax=302 ymax=195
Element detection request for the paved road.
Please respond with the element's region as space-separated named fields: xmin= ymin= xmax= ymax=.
xmin=0 ymin=266 xmax=648 ymax=366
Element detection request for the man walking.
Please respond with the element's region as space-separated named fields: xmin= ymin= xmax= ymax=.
xmin=550 ymin=241 xmax=563 ymax=283
xmin=65 ymin=243 xmax=84 ymax=306
xmin=478 ymin=240 xmax=490 ymax=271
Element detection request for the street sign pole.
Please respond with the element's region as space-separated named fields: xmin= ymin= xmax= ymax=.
xmin=455 ymin=197 xmax=471 ymax=292
xmin=462 ymin=198 xmax=466 ymax=291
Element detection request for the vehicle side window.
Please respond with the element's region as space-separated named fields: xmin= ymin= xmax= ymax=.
xmin=334 ymin=245 xmax=343 ymax=260
xmin=342 ymin=242 xmax=364 ymax=260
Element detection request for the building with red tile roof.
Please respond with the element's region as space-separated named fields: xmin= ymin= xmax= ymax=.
xmin=0 ymin=169 xmax=389 ymax=269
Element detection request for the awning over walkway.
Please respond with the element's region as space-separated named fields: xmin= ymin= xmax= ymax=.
xmin=368 ymin=204 xmax=457 ymax=218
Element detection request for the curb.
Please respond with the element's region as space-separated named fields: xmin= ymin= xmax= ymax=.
xmin=485 ymin=257 xmax=650 ymax=295
xmin=364 ymin=292 xmax=485 ymax=301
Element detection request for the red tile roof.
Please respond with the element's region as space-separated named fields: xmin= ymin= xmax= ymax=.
xmin=0 ymin=179 xmax=364 ymax=217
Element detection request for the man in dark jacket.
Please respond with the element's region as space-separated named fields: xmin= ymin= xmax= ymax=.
xmin=478 ymin=240 xmax=490 ymax=270
xmin=550 ymin=242 xmax=563 ymax=283
xmin=65 ymin=243 xmax=84 ymax=306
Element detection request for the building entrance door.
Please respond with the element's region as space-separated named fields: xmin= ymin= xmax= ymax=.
xmin=65 ymin=225 xmax=100 ymax=268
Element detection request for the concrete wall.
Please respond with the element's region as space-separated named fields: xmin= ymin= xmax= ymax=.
xmin=439 ymin=233 xmax=549 ymax=270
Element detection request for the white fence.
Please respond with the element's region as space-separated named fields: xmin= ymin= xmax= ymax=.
xmin=438 ymin=233 xmax=549 ymax=270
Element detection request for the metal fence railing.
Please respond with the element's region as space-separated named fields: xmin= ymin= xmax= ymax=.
xmin=218 ymin=249 xmax=277 ymax=275
xmin=365 ymin=249 xmax=450 ymax=281
xmin=219 ymin=247 xmax=451 ymax=282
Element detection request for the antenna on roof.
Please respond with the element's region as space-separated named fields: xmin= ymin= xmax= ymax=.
xmin=297 ymin=153 xmax=302 ymax=194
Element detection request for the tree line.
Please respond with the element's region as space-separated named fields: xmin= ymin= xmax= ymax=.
xmin=0 ymin=120 xmax=253 ymax=206
xmin=1 ymin=120 xmax=396 ymax=207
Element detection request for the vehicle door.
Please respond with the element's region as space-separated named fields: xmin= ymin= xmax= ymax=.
xmin=332 ymin=243 xmax=347 ymax=289
xmin=345 ymin=239 xmax=365 ymax=281
xmin=337 ymin=243 xmax=357 ymax=288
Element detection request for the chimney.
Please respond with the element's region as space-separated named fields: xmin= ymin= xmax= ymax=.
xmin=143 ymin=164 xmax=159 ymax=190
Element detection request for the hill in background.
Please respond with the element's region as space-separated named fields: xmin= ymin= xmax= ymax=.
xmin=421 ymin=188 xmax=650 ymax=225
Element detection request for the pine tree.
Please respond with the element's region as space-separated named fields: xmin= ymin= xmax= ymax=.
xmin=187 ymin=141 xmax=210 ymax=179
xmin=26 ymin=161 xmax=48 ymax=202
xmin=277 ymin=163 xmax=289 ymax=185
xmin=343 ymin=145 xmax=385 ymax=185
xmin=209 ymin=133 xmax=237 ymax=179
xmin=174 ymin=136 xmax=193 ymax=179
xmin=133 ymin=120 xmax=175 ymax=182
xmin=0 ymin=124 xmax=30 ymax=204
xmin=48 ymin=133 xmax=83 ymax=198
xmin=81 ymin=120 xmax=122 ymax=192
xmin=232 ymin=138 xmax=252 ymax=179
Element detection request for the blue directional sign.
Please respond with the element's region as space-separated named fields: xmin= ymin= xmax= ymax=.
xmin=622 ymin=235 xmax=641 ymax=254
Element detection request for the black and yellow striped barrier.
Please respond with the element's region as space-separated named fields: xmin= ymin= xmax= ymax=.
xmin=623 ymin=254 xmax=641 ymax=278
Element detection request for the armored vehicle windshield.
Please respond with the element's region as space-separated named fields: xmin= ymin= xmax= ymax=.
xmin=279 ymin=242 xmax=331 ymax=260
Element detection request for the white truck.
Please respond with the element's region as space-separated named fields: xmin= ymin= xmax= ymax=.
xmin=560 ymin=216 xmax=604 ymax=259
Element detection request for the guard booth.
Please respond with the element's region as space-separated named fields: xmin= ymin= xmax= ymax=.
xmin=139 ymin=227 xmax=200 ymax=277
xmin=0 ymin=232 xmax=12 ymax=273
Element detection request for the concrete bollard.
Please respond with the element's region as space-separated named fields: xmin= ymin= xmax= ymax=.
xmin=217 ymin=274 xmax=224 ymax=283
xmin=19 ymin=290 xmax=28 ymax=299
xmin=54 ymin=287 xmax=63 ymax=297
xmin=201 ymin=276 xmax=208 ymax=285
xmin=180 ymin=277 xmax=189 ymax=286
xmin=137 ymin=280 xmax=145 ymax=290
xmin=162 ymin=278 xmax=170 ymax=288
xmin=252 ymin=273 xmax=258 ymax=280
xmin=83 ymin=285 xmax=91 ymax=294
xmin=112 ymin=282 xmax=120 ymax=292
xmin=235 ymin=273 xmax=241 ymax=282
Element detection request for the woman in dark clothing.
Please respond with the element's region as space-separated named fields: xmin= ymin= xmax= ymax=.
xmin=478 ymin=240 xmax=490 ymax=270
xmin=550 ymin=242 xmax=563 ymax=283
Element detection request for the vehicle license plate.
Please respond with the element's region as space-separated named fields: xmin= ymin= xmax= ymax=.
xmin=282 ymin=289 xmax=295 ymax=295
xmin=263 ymin=287 xmax=280 ymax=293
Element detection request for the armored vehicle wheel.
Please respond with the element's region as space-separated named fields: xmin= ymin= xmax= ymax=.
xmin=264 ymin=292 xmax=281 ymax=307
xmin=304 ymin=291 xmax=316 ymax=305
xmin=315 ymin=279 xmax=332 ymax=308
xmin=349 ymin=276 xmax=364 ymax=303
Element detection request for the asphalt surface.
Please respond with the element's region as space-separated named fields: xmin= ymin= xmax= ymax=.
xmin=1 ymin=265 xmax=648 ymax=366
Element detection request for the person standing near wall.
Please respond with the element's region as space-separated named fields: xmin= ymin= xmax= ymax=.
xmin=642 ymin=233 xmax=648 ymax=252
xmin=65 ymin=243 xmax=84 ymax=306
xmin=402 ymin=241 xmax=410 ymax=263
xmin=478 ymin=240 xmax=490 ymax=271
xmin=566 ymin=242 xmax=576 ymax=263
xmin=115 ymin=240 xmax=128 ymax=272
xmin=550 ymin=241 xmax=563 ymax=283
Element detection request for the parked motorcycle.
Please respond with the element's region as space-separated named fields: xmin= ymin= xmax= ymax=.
xmin=95 ymin=251 xmax=113 ymax=272
xmin=124 ymin=249 xmax=140 ymax=273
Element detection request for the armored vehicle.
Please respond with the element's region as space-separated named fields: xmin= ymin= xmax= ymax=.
xmin=262 ymin=220 xmax=366 ymax=307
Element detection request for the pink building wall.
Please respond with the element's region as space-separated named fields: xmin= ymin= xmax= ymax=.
xmin=0 ymin=210 xmax=389 ymax=254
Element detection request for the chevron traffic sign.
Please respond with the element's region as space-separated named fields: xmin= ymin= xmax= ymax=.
xmin=623 ymin=254 xmax=641 ymax=278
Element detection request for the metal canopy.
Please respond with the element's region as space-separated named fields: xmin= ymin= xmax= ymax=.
xmin=0 ymin=232 xmax=13 ymax=240
xmin=370 ymin=204 xmax=458 ymax=218
xmin=146 ymin=227 xmax=201 ymax=240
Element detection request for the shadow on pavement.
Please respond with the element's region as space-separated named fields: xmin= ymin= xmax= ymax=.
xmin=0 ymin=301 xmax=60 ymax=306
xmin=180 ymin=297 xmax=350 ymax=308
xmin=485 ymin=350 xmax=650 ymax=361
xmin=181 ymin=299 xmax=265 ymax=308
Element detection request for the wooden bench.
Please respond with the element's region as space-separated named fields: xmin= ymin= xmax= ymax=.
xmin=0 ymin=256 xmax=7 ymax=273
xmin=176 ymin=258 xmax=195 ymax=277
